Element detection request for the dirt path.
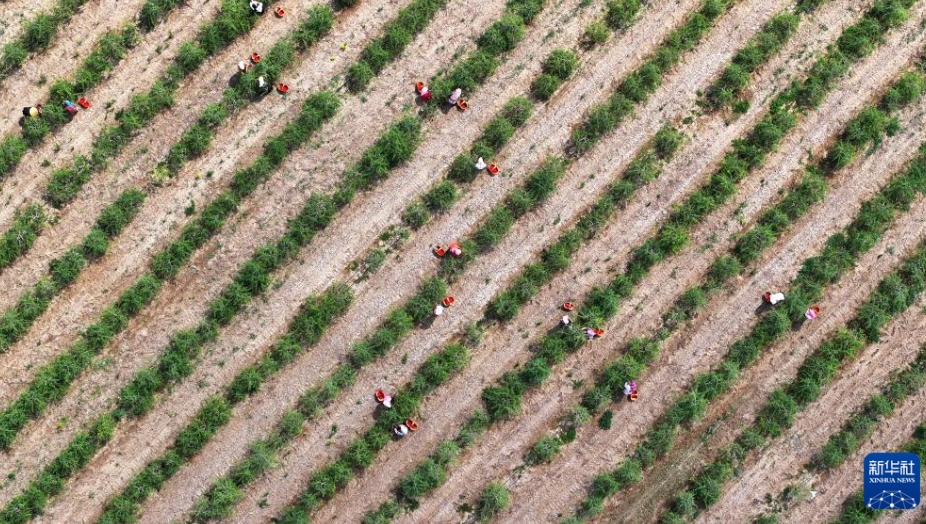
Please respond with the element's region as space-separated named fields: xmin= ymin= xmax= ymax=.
xmin=0 ymin=0 xmax=61 ymax=50
xmin=0 ymin=0 xmax=156 ymax=141
xmin=0 ymin=0 xmax=449 ymax=506
xmin=19 ymin=0 xmax=527 ymax=518
xmin=785 ymin=370 xmax=926 ymax=523
xmin=0 ymin=0 xmax=229 ymax=228
xmin=0 ymin=0 xmax=339 ymax=231
xmin=0 ymin=0 xmax=404 ymax=402
xmin=698 ymin=306 xmax=926 ymax=523
xmin=391 ymin=2 xmax=916 ymax=522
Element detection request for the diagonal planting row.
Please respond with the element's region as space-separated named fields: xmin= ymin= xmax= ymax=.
xmin=738 ymin=340 xmax=926 ymax=524
xmin=85 ymin=0 xmax=602 ymax=520
xmin=0 ymin=0 xmax=204 ymax=187
xmin=171 ymin=0 xmax=773 ymax=519
xmin=255 ymin=0 xmax=825 ymax=519
xmin=642 ymin=141 xmax=926 ymax=523
xmin=0 ymin=0 xmax=556 ymax=519
xmin=826 ymin=421 xmax=926 ymax=523
xmin=0 ymin=4 xmax=337 ymax=360
xmin=524 ymin=35 xmax=926 ymax=507
xmin=332 ymin=0 xmax=879 ymax=520
xmin=557 ymin=55 xmax=926 ymax=524
xmin=0 ymin=3 xmax=342 ymax=448
xmin=135 ymin=0 xmax=712 ymax=519
xmin=430 ymin=0 xmax=926 ymax=516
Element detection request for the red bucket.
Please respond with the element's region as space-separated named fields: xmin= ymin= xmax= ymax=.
xmin=277 ymin=84 xmax=289 ymax=93
xmin=563 ymin=302 xmax=575 ymax=311
xmin=274 ymin=7 xmax=285 ymax=16
xmin=456 ymin=100 xmax=468 ymax=111
xmin=433 ymin=246 xmax=446 ymax=257
xmin=405 ymin=419 xmax=419 ymax=431
xmin=375 ymin=389 xmax=385 ymax=402
xmin=251 ymin=53 xmax=261 ymax=63
xmin=77 ymin=98 xmax=91 ymax=109
xmin=442 ymin=296 xmax=455 ymax=307
xmin=487 ymin=164 xmax=499 ymax=175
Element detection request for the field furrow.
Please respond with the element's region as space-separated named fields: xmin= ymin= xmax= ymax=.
xmin=698 ymin=307 xmax=926 ymax=523
xmin=0 ymin=0 xmax=489 ymax=505
xmin=499 ymin=87 xmax=926 ymax=524
xmin=0 ymin=0 xmax=403 ymax=401
xmin=392 ymin=4 xmax=926 ymax=524
xmin=786 ymin=377 xmax=926 ymax=523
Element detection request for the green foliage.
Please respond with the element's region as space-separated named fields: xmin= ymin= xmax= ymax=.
xmin=348 ymin=0 xmax=449 ymax=92
xmin=703 ymin=13 xmax=799 ymax=110
xmin=526 ymin=436 xmax=562 ymax=464
xmin=604 ymin=0 xmax=641 ymax=30
xmin=573 ymin=0 xmax=731 ymax=154
xmin=0 ymin=204 xmax=46 ymax=269
xmin=475 ymin=482 xmax=510 ymax=522
xmin=582 ymin=22 xmax=610 ymax=47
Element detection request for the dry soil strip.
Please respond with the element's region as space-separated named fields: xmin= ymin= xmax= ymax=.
xmin=698 ymin=305 xmax=926 ymax=523
xmin=0 ymin=0 xmax=325 ymax=229
xmin=785 ymin=372 xmax=926 ymax=523
xmin=0 ymin=0 xmax=427 ymax=401
xmin=396 ymin=3 xmax=916 ymax=520
xmin=0 ymin=0 xmax=450 ymax=508
xmin=8 ymin=0 xmax=524 ymax=516
xmin=0 ymin=0 xmax=158 ymax=140
xmin=308 ymin=0 xmax=882 ymax=518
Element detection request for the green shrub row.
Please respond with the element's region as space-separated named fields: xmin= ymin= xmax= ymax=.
xmin=0 ymin=22 xmax=144 ymax=183
xmin=488 ymin=126 xmax=683 ymax=321
xmin=346 ymin=0 xmax=450 ymax=91
xmin=570 ymin=0 xmax=737 ymax=155
xmin=474 ymin=482 xmax=511 ymax=522
xmin=0 ymin=92 xmax=340 ymax=454
xmin=43 ymin=0 xmax=279 ymax=207
xmin=7 ymin=0 xmax=545 ymax=515
xmin=827 ymin=423 xmax=926 ymax=524
xmin=657 ymin=241 xmax=926 ymax=523
xmin=701 ymin=12 xmax=801 ymax=111
xmin=423 ymin=0 xmax=548 ymax=107
xmin=571 ymin=66 xmax=923 ymax=415
xmin=163 ymin=5 xmax=335 ymax=174
xmin=573 ymin=140 xmax=926 ymax=521
xmin=0 ymin=274 xmax=162 ymax=452
xmin=579 ymin=0 xmax=643 ymax=49
xmin=570 ymin=141 xmax=926 ymax=519
xmin=553 ymin=2 xmax=922 ymax=514
xmin=97 ymin=284 xmax=353 ymax=524
xmin=0 ymin=414 xmax=116 ymax=524
xmin=360 ymin=411 xmax=491 ymax=523
xmin=530 ymin=48 xmax=579 ymax=101
xmin=0 ymin=0 xmax=93 ymax=83
xmin=0 ymin=109 xmax=420 ymax=520
xmin=401 ymin=95 xmax=534 ymax=230
xmin=0 ymin=189 xmax=145 ymax=354
xmin=0 ymin=204 xmax=46 ymax=270
xmin=438 ymin=156 xmax=567 ymax=281
xmin=811 ymin=345 xmax=926 ymax=470
xmin=138 ymin=0 xmax=186 ymax=31
xmin=276 ymin=343 xmax=470 ymax=523
xmin=734 ymin=71 xmax=924 ymax=265
xmin=119 ymin=115 xmax=417 ymax=419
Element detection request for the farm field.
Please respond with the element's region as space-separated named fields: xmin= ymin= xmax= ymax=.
xmin=1 ymin=0 xmax=926 ymax=522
